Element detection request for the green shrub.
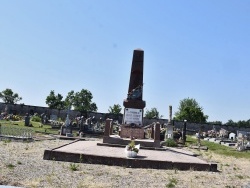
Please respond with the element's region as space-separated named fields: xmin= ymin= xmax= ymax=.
xmin=6 ymin=163 xmax=15 ymax=169
xmin=163 ymin=138 xmax=178 ymax=147
xmin=31 ymin=115 xmax=41 ymax=122
xmin=166 ymin=177 xmax=178 ymax=188
xmin=69 ymin=163 xmax=79 ymax=171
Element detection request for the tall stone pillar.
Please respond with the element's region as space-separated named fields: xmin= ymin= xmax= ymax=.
xmin=166 ymin=105 xmax=173 ymax=139
xmin=169 ymin=105 xmax=172 ymax=124
xmin=123 ymin=49 xmax=146 ymax=110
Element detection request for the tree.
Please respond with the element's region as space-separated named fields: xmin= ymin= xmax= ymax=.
xmin=208 ymin=121 xmax=222 ymax=125
xmin=174 ymin=98 xmax=208 ymax=123
xmin=108 ymin=104 xmax=122 ymax=114
xmin=45 ymin=90 xmax=66 ymax=110
xmin=0 ymin=88 xmax=22 ymax=104
xmin=144 ymin=107 xmax=162 ymax=119
xmin=225 ymin=119 xmax=236 ymax=126
xmin=64 ymin=90 xmax=75 ymax=108
xmin=65 ymin=89 xmax=97 ymax=116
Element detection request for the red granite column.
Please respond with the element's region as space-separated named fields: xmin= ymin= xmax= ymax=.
xmin=104 ymin=118 xmax=112 ymax=136
xmin=154 ymin=122 xmax=161 ymax=147
xmin=128 ymin=49 xmax=144 ymax=101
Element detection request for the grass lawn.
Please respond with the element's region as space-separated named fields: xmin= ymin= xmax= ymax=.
xmin=186 ymin=136 xmax=250 ymax=159
xmin=0 ymin=120 xmax=60 ymax=135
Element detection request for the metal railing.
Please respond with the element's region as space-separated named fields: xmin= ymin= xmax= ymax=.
xmin=0 ymin=124 xmax=34 ymax=139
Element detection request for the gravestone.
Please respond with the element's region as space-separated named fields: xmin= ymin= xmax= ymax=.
xmin=24 ymin=113 xmax=30 ymax=126
xmin=50 ymin=114 xmax=57 ymax=121
xmin=166 ymin=105 xmax=173 ymax=139
xmin=121 ymin=49 xmax=146 ymax=139
xmin=229 ymin=133 xmax=236 ymax=140
xmin=60 ymin=113 xmax=72 ymax=136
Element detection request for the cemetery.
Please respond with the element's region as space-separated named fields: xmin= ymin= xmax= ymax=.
xmin=1 ymin=49 xmax=250 ymax=187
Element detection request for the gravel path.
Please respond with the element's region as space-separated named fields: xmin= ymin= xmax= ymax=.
xmin=0 ymin=138 xmax=250 ymax=188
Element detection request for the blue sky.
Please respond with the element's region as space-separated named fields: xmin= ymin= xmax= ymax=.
xmin=1 ymin=1 xmax=250 ymax=123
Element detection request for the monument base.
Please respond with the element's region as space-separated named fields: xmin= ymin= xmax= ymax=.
xmin=120 ymin=125 xmax=144 ymax=139
xmin=123 ymin=99 xmax=146 ymax=109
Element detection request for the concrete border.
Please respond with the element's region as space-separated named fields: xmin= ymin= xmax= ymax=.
xmin=43 ymin=140 xmax=217 ymax=172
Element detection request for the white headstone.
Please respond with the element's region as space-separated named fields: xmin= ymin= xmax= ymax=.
xmin=229 ymin=132 xmax=236 ymax=140
xmin=166 ymin=123 xmax=173 ymax=139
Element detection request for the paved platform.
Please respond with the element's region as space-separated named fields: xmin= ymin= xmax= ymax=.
xmin=43 ymin=140 xmax=217 ymax=171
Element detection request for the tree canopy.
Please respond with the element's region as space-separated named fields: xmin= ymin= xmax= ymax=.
xmin=144 ymin=107 xmax=162 ymax=119
xmin=0 ymin=88 xmax=22 ymax=104
xmin=225 ymin=119 xmax=250 ymax=128
xmin=108 ymin=104 xmax=122 ymax=114
xmin=45 ymin=90 xmax=66 ymax=110
xmin=174 ymin=98 xmax=208 ymax=123
xmin=65 ymin=89 xmax=97 ymax=114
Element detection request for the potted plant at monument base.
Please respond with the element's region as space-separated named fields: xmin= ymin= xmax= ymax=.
xmin=125 ymin=140 xmax=140 ymax=158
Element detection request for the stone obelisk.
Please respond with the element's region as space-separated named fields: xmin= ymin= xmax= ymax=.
xmin=123 ymin=49 xmax=146 ymax=109
xmin=121 ymin=49 xmax=146 ymax=139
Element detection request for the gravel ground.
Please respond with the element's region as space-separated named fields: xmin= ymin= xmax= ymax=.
xmin=0 ymin=138 xmax=250 ymax=188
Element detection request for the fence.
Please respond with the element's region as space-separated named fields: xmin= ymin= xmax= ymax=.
xmin=0 ymin=124 xmax=34 ymax=139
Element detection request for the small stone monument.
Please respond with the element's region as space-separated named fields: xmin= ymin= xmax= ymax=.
xmin=60 ymin=108 xmax=72 ymax=136
xmin=120 ymin=49 xmax=146 ymax=139
xmin=166 ymin=105 xmax=173 ymax=139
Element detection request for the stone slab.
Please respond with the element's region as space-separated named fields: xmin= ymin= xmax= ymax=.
xmin=208 ymin=138 xmax=216 ymax=142
xmin=120 ymin=126 xmax=144 ymax=139
xmin=43 ymin=140 xmax=217 ymax=171
xmin=215 ymin=140 xmax=222 ymax=144
xmin=224 ymin=143 xmax=237 ymax=147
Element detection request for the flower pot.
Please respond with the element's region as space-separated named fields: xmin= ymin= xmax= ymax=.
xmin=125 ymin=144 xmax=140 ymax=158
xmin=126 ymin=150 xmax=138 ymax=158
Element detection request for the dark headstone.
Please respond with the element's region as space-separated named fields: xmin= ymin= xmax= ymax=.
xmin=24 ymin=114 xmax=30 ymax=126
xmin=60 ymin=125 xmax=72 ymax=136
xmin=151 ymin=126 xmax=154 ymax=139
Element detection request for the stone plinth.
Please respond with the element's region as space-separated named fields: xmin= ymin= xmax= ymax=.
xmin=120 ymin=125 xmax=144 ymax=139
xmin=123 ymin=99 xmax=146 ymax=109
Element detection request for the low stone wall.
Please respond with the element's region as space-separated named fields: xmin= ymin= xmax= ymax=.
xmin=142 ymin=118 xmax=250 ymax=133
xmin=1 ymin=102 xmax=250 ymax=133
xmin=0 ymin=102 xmax=120 ymax=122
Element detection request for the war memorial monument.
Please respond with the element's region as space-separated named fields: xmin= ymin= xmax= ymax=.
xmin=44 ymin=49 xmax=217 ymax=171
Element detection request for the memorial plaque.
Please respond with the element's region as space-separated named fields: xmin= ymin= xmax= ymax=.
xmin=123 ymin=108 xmax=143 ymax=126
